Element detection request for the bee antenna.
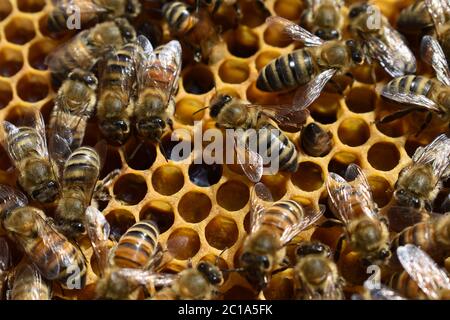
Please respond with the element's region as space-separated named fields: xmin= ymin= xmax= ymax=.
xmin=157 ymin=138 xmax=169 ymax=162
xmin=221 ymin=267 xmax=244 ymax=274
xmin=128 ymin=141 xmax=144 ymax=161
xmin=192 ymin=106 xmax=209 ymax=116
xmin=215 ymin=247 xmax=228 ymax=265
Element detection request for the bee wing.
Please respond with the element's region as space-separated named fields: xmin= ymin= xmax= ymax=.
xmin=85 ymin=206 xmax=110 ymax=274
xmin=397 ymin=244 xmax=450 ymax=299
xmin=250 ymin=182 xmax=273 ymax=234
xmin=380 ymin=89 xmax=440 ymax=113
xmin=280 ymin=204 xmax=325 ymax=245
xmin=424 ymin=0 xmax=450 ymax=29
xmin=290 ymin=68 xmax=336 ymax=111
xmin=344 ymin=164 xmax=379 ymax=220
xmin=382 ymin=206 xmax=431 ymax=232
xmin=362 ymin=281 xmax=407 ymax=300
xmin=114 ymin=268 xmax=176 ymax=287
xmin=11 ymin=262 xmax=50 ymax=300
xmin=365 ymin=25 xmax=416 ymax=77
xmin=420 ymin=35 xmax=450 ymax=86
xmin=326 ymin=172 xmax=353 ymax=225
xmin=51 ymin=0 xmax=108 ymax=14
xmin=412 ymin=134 xmax=450 ymax=179
xmin=0 ymin=238 xmax=11 ymax=272
xmin=234 ymin=132 xmax=263 ymax=183
xmin=136 ymin=35 xmax=154 ymax=57
xmin=48 ymin=132 xmax=72 ymax=179
xmin=266 ymin=16 xmax=324 ymax=46
xmin=138 ymin=40 xmax=182 ymax=105
xmin=0 ymin=184 xmax=28 ymax=215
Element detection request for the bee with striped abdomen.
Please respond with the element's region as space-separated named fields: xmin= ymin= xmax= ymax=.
xmin=54 ymin=144 xmax=104 ymax=239
xmin=326 ymin=164 xmax=391 ymax=265
xmin=397 ymin=1 xmax=434 ymax=38
xmin=162 ymin=1 xmax=220 ymax=62
xmin=300 ymin=122 xmax=333 ymax=157
xmin=152 ymin=261 xmax=223 ymax=300
xmin=0 ymin=109 xmax=60 ymax=204
xmin=239 ymin=183 xmax=324 ymax=290
xmin=97 ymin=35 xmax=153 ymax=145
xmin=347 ymin=2 xmax=416 ymax=78
xmin=390 ymin=213 xmax=450 ymax=266
xmin=380 ymin=36 xmax=450 ymax=131
xmin=301 ymin=0 xmax=344 ymax=40
xmin=256 ymin=17 xmax=364 ymax=102
xmin=134 ymin=40 xmax=181 ymax=145
xmin=47 ymin=0 xmax=141 ymax=34
xmin=0 ymin=185 xmax=87 ymax=289
xmin=45 ymin=18 xmax=136 ymax=81
xmin=294 ymin=241 xmax=345 ymax=300
xmin=393 ymin=244 xmax=450 ymax=299
xmin=392 ymin=134 xmax=450 ymax=211
xmin=208 ymin=93 xmax=309 ymax=180
xmin=9 ymin=260 xmax=52 ymax=300
xmin=49 ymin=68 xmax=98 ymax=152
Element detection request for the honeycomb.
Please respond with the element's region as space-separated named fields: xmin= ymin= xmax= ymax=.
xmin=0 ymin=0 xmax=448 ymax=300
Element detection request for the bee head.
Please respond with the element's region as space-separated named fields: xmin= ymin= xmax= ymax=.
xmin=68 ymin=69 xmax=98 ymax=89
xmin=136 ymin=117 xmax=166 ymax=142
xmin=239 ymin=251 xmax=270 ymax=290
xmin=296 ymin=241 xmax=331 ymax=259
xmin=209 ymin=94 xmax=233 ymax=119
xmin=298 ymin=257 xmax=330 ymax=285
xmin=394 ymin=188 xmax=422 ymax=209
xmin=346 ymin=40 xmax=364 ymax=65
xmin=100 ymin=118 xmax=131 ymax=145
xmin=115 ymin=18 xmax=136 ymax=42
xmin=315 ymin=28 xmax=340 ymax=40
xmin=197 ymin=261 xmax=223 ymax=285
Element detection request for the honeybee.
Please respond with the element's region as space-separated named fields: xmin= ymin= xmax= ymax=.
xmin=47 ymin=0 xmax=141 ymax=34
xmin=352 ymin=279 xmax=406 ymax=300
xmin=97 ymin=35 xmax=153 ymax=145
xmin=134 ymin=40 xmax=181 ymax=144
xmin=0 ymin=185 xmax=87 ymax=289
xmin=423 ymin=0 xmax=450 ymax=62
xmin=393 ymin=134 xmax=450 ymax=211
xmin=380 ymin=36 xmax=450 ymax=130
xmin=54 ymin=144 xmax=104 ymax=239
xmin=300 ymin=122 xmax=333 ymax=157
xmin=0 ymin=109 xmax=60 ymax=203
xmin=162 ymin=1 xmax=220 ymax=62
xmin=293 ymin=241 xmax=345 ymax=300
xmin=152 ymin=261 xmax=224 ymax=300
xmin=390 ymin=213 xmax=450 ymax=265
xmin=0 ymin=238 xmax=11 ymax=300
xmin=9 ymin=260 xmax=52 ymax=300
xmin=326 ymin=164 xmax=391 ymax=265
xmin=239 ymin=183 xmax=324 ymax=290
xmin=45 ymin=18 xmax=136 ymax=81
xmin=301 ymin=0 xmax=344 ymax=40
xmin=49 ymin=68 xmax=98 ymax=152
xmin=397 ymin=0 xmax=434 ymax=37
xmin=394 ymin=244 xmax=450 ymax=299
xmin=256 ymin=17 xmax=364 ymax=97
xmin=209 ymin=93 xmax=309 ymax=180
xmin=347 ymin=2 xmax=416 ymax=78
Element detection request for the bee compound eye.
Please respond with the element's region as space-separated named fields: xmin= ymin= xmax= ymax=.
xmin=330 ymin=30 xmax=339 ymax=39
xmin=315 ymin=29 xmax=326 ymax=38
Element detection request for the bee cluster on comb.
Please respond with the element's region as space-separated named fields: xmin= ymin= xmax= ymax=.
xmin=0 ymin=0 xmax=449 ymax=301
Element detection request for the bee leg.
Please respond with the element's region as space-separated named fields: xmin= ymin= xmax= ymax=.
xmin=375 ymin=107 xmax=421 ymax=124
xmin=167 ymin=118 xmax=174 ymax=132
xmin=333 ymin=234 xmax=345 ymax=263
xmin=370 ymin=66 xmax=377 ymax=85
xmin=93 ymin=169 xmax=121 ymax=201
xmin=414 ymin=112 xmax=433 ymax=137
xmin=328 ymin=79 xmax=344 ymax=95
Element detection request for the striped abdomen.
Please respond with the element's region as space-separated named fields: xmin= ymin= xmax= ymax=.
xmin=256 ymin=49 xmax=316 ymax=92
xmin=256 ymin=200 xmax=303 ymax=239
xmin=243 ymin=123 xmax=298 ymax=172
xmin=62 ymin=146 xmax=100 ymax=197
xmin=383 ymin=75 xmax=436 ymax=97
xmin=397 ymin=1 xmax=433 ymax=34
xmin=389 ymin=271 xmax=427 ymax=300
xmin=11 ymin=263 xmax=52 ymax=300
xmin=112 ymin=220 xmax=160 ymax=269
xmin=163 ymin=2 xmax=198 ymax=35
xmin=7 ymin=127 xmax=43 ymax=162
xmin=102 ymin=42 xmax=138 ymax=91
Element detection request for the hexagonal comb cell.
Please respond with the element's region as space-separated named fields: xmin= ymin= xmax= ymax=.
xmin=16 ymin=73 xmax=49 ymax=102
xmin=0 ymin=80 xmax=13 ymax=109
xmin=17 ymin=0 xmax=46 ymax=12
xmin=367 ymin=142 xmax=400 ymax=171
xmin=178 ymin=191 xmax=212 ymax=223
xmin=274 ymin=0 xmax=303 ymax=20
xmin=205 ymin=215 xmax=239 ymax=250
xmin=216 ymin=180 xmax=249 ymax=211
xmin=188 ymin=161 xmax=223 ymax=187
xmin=139 ymin=200 xmax=175 ymax=233
xmin=345 ymin=87 xmax=376 ymax=113
xmin=182 ymin=65 xmax=215 ymax=94
xmin=105 ymin=209 xmax=136 ymax=241
xmin=167 ymin=227 xmax=201 ymax=260
xmin=338 ymin=118 xmax=370 ymax=147
xmin=152 ymin=165 xmax=184 ymax=196
xmin=5 ymin=17 xmax=36 ymax=44
xmin=291 ymin=161 xmax=324 ymax=192
xmin=124 ymin=139 xmax=157 ymax=170
xmin=28 ymin=39 xmax=57 ymax=70
xmin=0 ymin=1 xmax=12 ymax=22
xmin=226 ymin=26 xmax=260 ymax=58
xmin=0 ymin=47 xmax=24 ymax=77
xmin=175 ymin=97 xmax=205 ymax=125
xmin=113 ymin=173 xmax=148 ymax=205
xmin=219 ymin=59 xmax=250 ymax=84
